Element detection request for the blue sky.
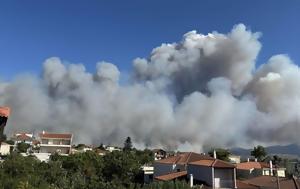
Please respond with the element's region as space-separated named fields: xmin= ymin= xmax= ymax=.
xmin=0 ymin=0 xmax=299 ymax=81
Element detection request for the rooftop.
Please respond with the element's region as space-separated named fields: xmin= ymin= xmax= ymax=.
xmin=0 ymin=106 xmax=10 ymax=117
xmin=242 ymin=175 xmax=300 ymax=189
xmin=189 ymin=159 xmax=235 ymax=168
xmin=236 ymin=161 xmax=277 ymax=170
xmin=39 ymin=132 xmax=72 ymax=139
xmin=155 ymin=152 xmax=213 ymax=165
xmin=154 ymin=171 xmax=187 ymax=181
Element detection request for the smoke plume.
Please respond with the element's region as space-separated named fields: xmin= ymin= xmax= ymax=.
xmin=1 ymin=24 xmax=299 ymax=151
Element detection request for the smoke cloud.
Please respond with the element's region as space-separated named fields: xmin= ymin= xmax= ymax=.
xmin=1 ymin=24 xmax=299 ymax=151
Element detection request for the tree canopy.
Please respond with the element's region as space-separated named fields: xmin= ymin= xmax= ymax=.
xmin=251 ymin=145 xmax=267 ymax=161
xmin=208 ymin=148 xmax=231 ymax=162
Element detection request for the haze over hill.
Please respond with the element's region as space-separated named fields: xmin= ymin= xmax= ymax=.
xmin=1 ymin=24 xmax=300 ymax=151
xmin=231 ymin=144 xmax=300 ymax=158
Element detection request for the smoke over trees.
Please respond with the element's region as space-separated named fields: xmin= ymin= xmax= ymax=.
xmin=1 ymin=24 xmax=300 ymax=151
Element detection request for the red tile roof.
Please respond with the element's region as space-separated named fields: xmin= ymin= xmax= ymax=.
xmin=242 ymin=175 xmax=300 ymax=189
xmin=39 ymin=132 xmax=72 ymax=139
xmin=156 ymin=152 xmax=213 ymax=165
xmin=236 ymin=180 xmax=259 ymax=189
xmin=155 ymin=171 xmax=187 ymax=181
xmin=236 ymin=162 xmax=272 ymax=170
xmin=16 ymin=133 xmax=32 ymax=141
xmin=0 ymin=107 xmax=10 ymax=117
xmin=189 ymin=159 xmax=235 ymax=168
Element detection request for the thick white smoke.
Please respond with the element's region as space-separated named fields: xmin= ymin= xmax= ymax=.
xmin=1 ymin=24 xmax=299 ymax=151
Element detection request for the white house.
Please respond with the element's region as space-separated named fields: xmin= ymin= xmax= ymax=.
xmin=12 ymin=132 xmax=34 ymax=144
xmin=228 ymin=155 xmax=241 ymax=164
xmin=105 ymin=145 xmax=121 ymax=152
xmin=236 ymin=161 xmax=286 ymax=178
xmin=152 ymin=149 xmax=167 ymax=160
xmin=38 ymin=131 xmax=72 ymax=155
xmin=0 ymin=142 xmax=11 ymax=155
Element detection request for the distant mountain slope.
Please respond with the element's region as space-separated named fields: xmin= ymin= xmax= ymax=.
xmin=231 ymin=144 xmax=300 ymax=157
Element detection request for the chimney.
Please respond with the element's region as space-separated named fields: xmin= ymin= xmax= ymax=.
xmin=42 ymin=130 xmax=45 ymax=134
xmin=247 ymin=158 xmax=250 ymax=162
xmin=269 ymin=160 xmax=273 ymax=176
xmin=213 ymin=150 xmax=217 ymax=159
xmin=190 ymin=174 xmax=193 ymax=188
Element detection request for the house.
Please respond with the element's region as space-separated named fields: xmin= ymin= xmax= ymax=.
xmin=239 ymin=175 xmax=300 ymax=189
xmin=154 ymin=152 xmax=212 ymax=177
xmin=228 ymin=155 xmax=241 ymax=164
xmin=188 ymin=158 xmax=237 ymax=188
xmin=12 ymin=132 xmax=34 ymax=144
xmin=236 ymin=160 xmax=286 ymax=178
xmin=154 ymin=152 xmax=237 ymax=188
xmin=0 ymin=142 xmax=11 ymax=155
xmin=38 ymin=131 xmax=72 ymax=155
xmin=105 ymin=145 xmax=121 ymax=152
xmin=94 ymin=148 xmax=108 ymax=156
xmin=142 ymin=165 xmax=154 ymax=183
xmin=152 ymin=149 xmax=167 ymax=160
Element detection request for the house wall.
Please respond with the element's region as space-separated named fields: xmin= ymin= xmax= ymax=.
xmin=154 ymin=163 xmax=187 ymax=177
xmin=187 ymin=164 xmax=213 ymax=186
xmin=214 ymin=168 xmax=234 ymax=188
xmin=154 ymin=163 xmax=174 ymax=177
xmin=277 ymin=169 xmax=286 ymax=177
xmin=40 ymin=146 xmax=70 ymax=154
xmin=0 ymin=144 xmax=10 ymax=155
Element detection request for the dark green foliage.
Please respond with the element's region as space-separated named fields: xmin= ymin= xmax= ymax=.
xmin=0 ymin=149 xmax=175 ymax=189
xmin=251 ymin=145 xmax=267 ymax=161
xmin=5 ymin=140 xmax=15 ymax=145
xmin=17 ymin=142 xmax=31 ymax=153
xmin=124 ymin=137 xmax=133 ymax=151
xmin=208 ymin=148 xmax=231 ymax=161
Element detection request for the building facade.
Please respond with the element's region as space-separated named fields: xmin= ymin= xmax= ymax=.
xmin=39 ymin=132 xmax=72 ymax=155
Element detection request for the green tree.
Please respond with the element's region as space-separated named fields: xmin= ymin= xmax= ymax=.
xmin=123 ymin=137 xmax=133 ymax=151
xmin=208 ymin=148 xmax=231 ymax=161
xmin=251 ymin=145 xmax=267 ymax=161
xmin=17 ymin=142 xmax=31 ymax=153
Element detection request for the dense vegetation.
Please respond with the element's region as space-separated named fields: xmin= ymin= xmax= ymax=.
xmin=0 ymin=150 xmax=195 ymax=189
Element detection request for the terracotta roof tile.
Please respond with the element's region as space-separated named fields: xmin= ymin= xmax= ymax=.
xmin=236 ymin=180 xmax=259 ymax=189
xmin=243 ymin=175 xmax=300 ymax=189
xmin=39 ymin=132 xmax=72 ymax=139
xmin=0 ymin=107 xmax=10 ymax=117
xmin=189 ymin=159 xmax=235 ymax=168
xmin=155 ymin=171 xmax=187 ymax=181
xmin=236 ymin=162 xmax=272 ymax=170
xmin=16 ymin=133 xmax=32 ymax=141
xmin=156 ymin=152 xmax=213 ymax=165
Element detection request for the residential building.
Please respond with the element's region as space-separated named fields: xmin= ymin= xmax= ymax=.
xmin=12 ymin=132 xmax=34 ymax=144
xmin=236 ymin=161 xmax=286 ymax=178
xmin=38 ymin=131 xmax=72 ymax=155
xmin=142 ymin=165 xmax=154 ymax=183
xmin=105 ymin=145 xmax=121 ymax=152
xmin=0 ymin=142 xmax=11 ymax=155
xmin=154 ymin=152 xmax=237 ymax=188
xmin=152 ymin=149 xmax=167 ymax=160
xmin=228 ymin=155 xmax=241 ymax=164
xmin=188 ymin=159 xmax=237 ymax=188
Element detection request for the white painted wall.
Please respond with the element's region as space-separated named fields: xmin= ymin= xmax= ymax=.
xmin=0 ymin=143 xmax=10 ymax=155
